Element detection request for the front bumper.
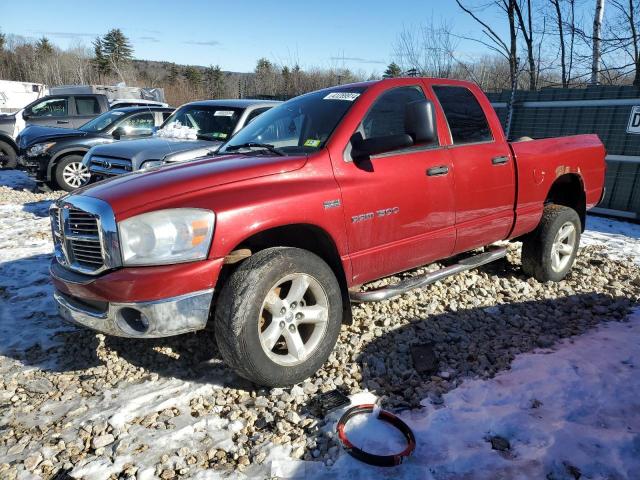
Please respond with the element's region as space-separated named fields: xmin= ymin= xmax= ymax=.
xmin=54 ymin=287 xmax=214 ymax=338
xmin=17 ymin=153 xmax=49 ymax=180
xmin=50 ymin=257 xmax=225 ymax=338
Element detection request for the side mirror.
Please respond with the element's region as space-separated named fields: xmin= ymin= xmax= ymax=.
xmin=351 ymin=133 xmax=414 ymax=161
xmin=22 ymin=110 xmax=31 ymax=120
xmin=112 ymin=127 xmax=124 ymax=139
xmin=405 ymin=99 xmax=437 ymax=144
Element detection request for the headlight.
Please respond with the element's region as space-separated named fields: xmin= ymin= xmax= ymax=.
xmin=119 ymin=209 xmax=215 ymax=266
xmin=27 ymin=142 xmax=56 ymax=157
xmin=140 ymin=160 xmax=164 ymax=170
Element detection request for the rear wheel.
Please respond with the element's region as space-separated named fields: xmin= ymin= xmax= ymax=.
xmin=0 ymin=140 xmax=17 ymax=169
xmin=54 ymin=155 xmax=90 ymax=191
xmin=214 ymin=247 xmax=343 ymax=387
xmin=521 ymin=204 xmax=581 ymax=282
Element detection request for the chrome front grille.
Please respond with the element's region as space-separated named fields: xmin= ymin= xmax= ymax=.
xmin=89 ymin=155 xmax=133 ymax=176
xmin=50 ymin=197 xmax=121 ymax=275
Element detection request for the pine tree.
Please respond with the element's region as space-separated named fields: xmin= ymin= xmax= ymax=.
xmin=184 ymin=66 xmax=202 ymax=88
xmin=383 ymin=62 xmax=402 ymax=78
xmin=102 ymin=29 xmax=133 ymax=66
xmin=204 ymin=65 xmax=225 ymax=98
xmin=167 ymin=63 xmax=180 ymax=83
xmin=91 ymin=36 xmax=110 ymax=79
xmin=0 ymin=31 xmax=5 ymax=52
xmin=35 ymin=37 xmax=54 ymax=56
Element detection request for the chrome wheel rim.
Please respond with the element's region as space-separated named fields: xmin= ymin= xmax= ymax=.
xmin=258 ymin=273 xmax=329 ymax=366
xmin=551 ymin=221 xmax=577 ymax=273
xmin=62 ymin=162 xmax=90 ymax=188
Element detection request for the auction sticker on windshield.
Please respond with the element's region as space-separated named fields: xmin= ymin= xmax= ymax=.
xmin=323 ymin=92 xmax=360 ymax=101
xmin=304 ymin=139 xmax=321 ymax=147
xmin=214 ymin=110 xmax=235 ymax=117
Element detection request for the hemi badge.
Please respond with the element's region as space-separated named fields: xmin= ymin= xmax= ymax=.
xmin=323 ymin=199 xmax=341 ymax=209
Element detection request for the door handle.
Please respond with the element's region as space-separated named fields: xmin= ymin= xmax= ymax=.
xmin=426 ymin=165 xmax=449 ymax=176
xmin=492 ymin=156 xmax=509 ymax=165
xmin=56 ymin=120 xmax=70 ymax=124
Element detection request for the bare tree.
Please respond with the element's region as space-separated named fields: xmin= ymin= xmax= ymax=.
xmin=514 ymin=0 xmax=537 ymax=89
xmin=456 ymin=0 xmax=519 ymax=88
xmin=592 ymin=0 xmax=606 ymax=83
xmin=393 ymin=18 xmax=459 ymax=77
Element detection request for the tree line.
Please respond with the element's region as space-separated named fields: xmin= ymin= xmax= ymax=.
xmin=386 ymin=0 xmax=640 ymax=91
xmin=1 ymin=2 xmax=639 ymax=108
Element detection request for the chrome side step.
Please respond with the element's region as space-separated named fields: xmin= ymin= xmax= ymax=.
xmin=349 ymin=246 xmax=507 ymax=303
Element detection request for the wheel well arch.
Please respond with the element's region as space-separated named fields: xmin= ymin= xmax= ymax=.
xmin=48 ymin=148 xmax=89 ymax=179
xmin=545 ymin=173 xmax=586 ymax=231
xmin=219 ymin=223 xmax=352 ymax=324
xmin=0 ymin=133 xmax=17 ymax=153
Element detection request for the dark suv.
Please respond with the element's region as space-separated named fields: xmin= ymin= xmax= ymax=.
xmin=17 ymin=106 xmax=173 ymax=191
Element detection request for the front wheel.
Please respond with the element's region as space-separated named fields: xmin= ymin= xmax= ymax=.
xmin=54 ymin=155 xmax=90 ymax=191
xmin=214 ymin=247 xmax=343 ymax=387
xmin=0 ymin=140 xmax=17 ymax=169
xmin=521 ymin=204 xmax=581 ymax=282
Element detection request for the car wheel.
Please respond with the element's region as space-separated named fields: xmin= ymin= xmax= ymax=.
xmin=0 ymin=140 xmax=17 ymax=169
xmin=54 ymin=155 xmax=90 ymax=191
xmin=521 ymin=204 xmax=581 ymax=282
xmin=215 ymin=247 xmax=343 ymax=387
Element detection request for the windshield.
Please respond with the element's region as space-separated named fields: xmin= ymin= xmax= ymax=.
xmin=158 ymin=105 xmax=242 ymax=140
xmin=218 ymin=87 xmax=366 ymax=156
xmin=79 ymin=110 xmax=127 ymax=132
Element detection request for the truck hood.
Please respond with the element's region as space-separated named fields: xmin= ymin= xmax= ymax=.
xmin=17 ymin=125 xmax=87 ymax=149
xmin=79 ymin=153 xmax=308 ymax=216
xmin=89 ymin=137 xmax=219 ymax=169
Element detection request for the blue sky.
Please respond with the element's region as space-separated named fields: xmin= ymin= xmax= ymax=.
xmin=3 ymin=0 xmax=532 ymax=73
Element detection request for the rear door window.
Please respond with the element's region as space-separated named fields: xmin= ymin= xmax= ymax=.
xmin=432 ymin=86 xmax=493 ymax=144
xmin=75 ymin=97 xmax=101 ymax=116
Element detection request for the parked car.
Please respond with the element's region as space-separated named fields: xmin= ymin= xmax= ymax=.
xmin=0 ymin=90 xmax=168 ymax=168
xmin=16 ymin=107 xmax=174 ymax=191
xmin=49 ymin=78 xmax=605 ymax=387
xmin=83 ymin=99 xmax=280 ymax=178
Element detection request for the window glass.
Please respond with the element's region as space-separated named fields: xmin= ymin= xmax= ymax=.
xmin=30 ymin=98 xmax=68 ymax=117
xmin=79 ymin=110 xmax=125 ymax=132
xmin=432 ymin=86 xmax=493 ymax=144
xmin=75 ymin=97 xmax=100 ymax=116
xmin=159 ymin=105 xmax=242 ymax=140
xmin=218 ymin=87 xmax=365 ymax=156
xmin=361 ymin=86 xmax=425 ymax=139
xmin=245 ymin=107 xmax=271 ymax=125
xmin=120 ymin=113 xmax=155 ymax=130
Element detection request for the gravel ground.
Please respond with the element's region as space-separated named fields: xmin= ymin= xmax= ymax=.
xmin=1 ymin=172 xmax=639 ymax=479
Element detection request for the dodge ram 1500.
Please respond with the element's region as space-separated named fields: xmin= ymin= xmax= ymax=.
xmin=49 ymin=77 xmax=606 ymax=387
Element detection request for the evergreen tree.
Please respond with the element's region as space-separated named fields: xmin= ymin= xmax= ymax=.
xmin=0 ymin=31 xmax=5 ymax=52
xmin=102 ymin=29 xmax=133 ymax=66
xmin=383 ymin=62 xmax=402 ymax=78
xmin=35 ymin=37 xmax=54 ymax=56
xmin=167 ymin=63 xmax=180 ymax=83
xmin=184 ymin=66 xmax=203 ymax=88
xmin=204 ymin=64 xmax=225 ymax=98
xmin=91 ymin=36 xmax=110 ymax=78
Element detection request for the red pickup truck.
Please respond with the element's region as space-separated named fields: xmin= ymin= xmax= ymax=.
xmin=50 ymin=78 xmax=605 ymax=386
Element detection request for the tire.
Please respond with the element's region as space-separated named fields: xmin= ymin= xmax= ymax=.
xmin=0 ymin=140 xmax=17 ymax=169
xmin=521 ymin=204 xmax=581 ymax=282
xmin=54 ymin=155 xmax=90 ymax=192
xmin=215 ymin=247 xmax=343 ymax=387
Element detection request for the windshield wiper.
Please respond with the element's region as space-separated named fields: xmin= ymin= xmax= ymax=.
xmin=226 ymin=142 xmax=285 ymax=156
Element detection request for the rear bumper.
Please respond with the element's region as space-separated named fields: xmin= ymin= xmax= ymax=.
xmin=54 ymin=288 xmax=213 ymax=337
